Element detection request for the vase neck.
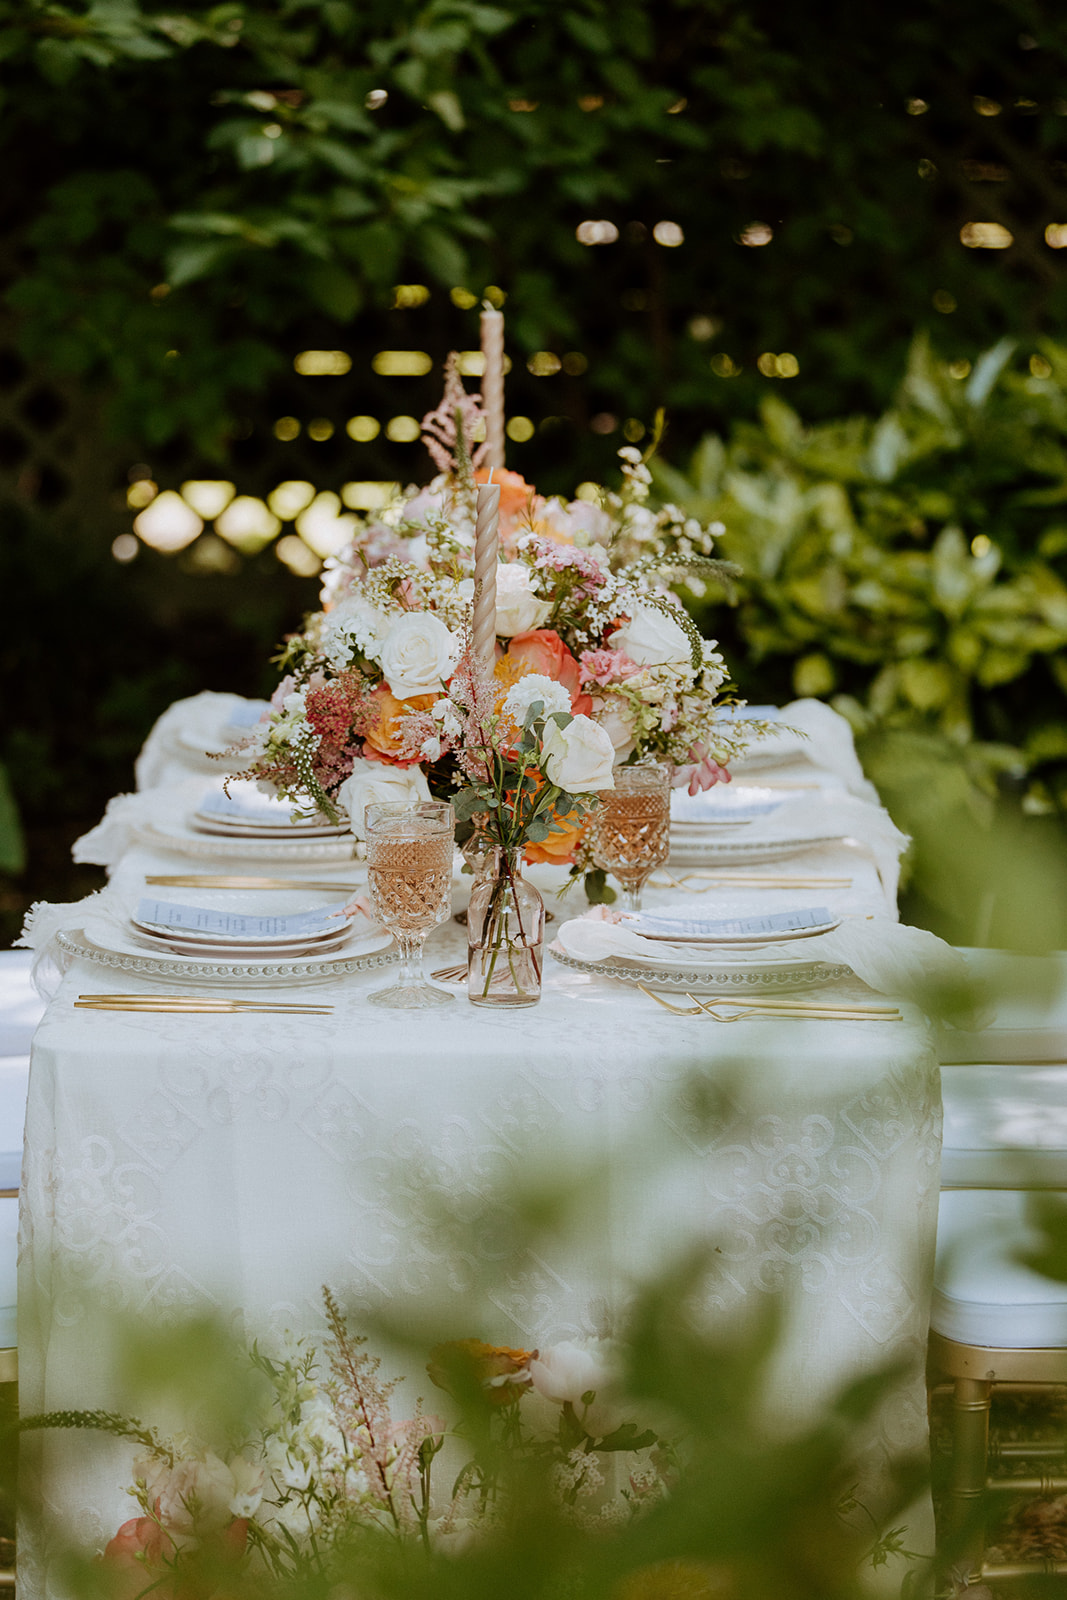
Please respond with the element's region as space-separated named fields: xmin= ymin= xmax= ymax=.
xmin=491 ymin=846 xmax=526 ymax=876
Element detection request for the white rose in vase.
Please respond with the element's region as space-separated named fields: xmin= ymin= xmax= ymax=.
xmin=338 ymin=759 xmax=431 ymax=839
xmin=494 ymin=564 xmax=552 ymax=637
xmin=378 ymin=612 xmax=461 ymax=700
xmin=540 ymin=715 xmax=616 ymax=792
xmin=610 ymin=605 xmax=692 ymax=669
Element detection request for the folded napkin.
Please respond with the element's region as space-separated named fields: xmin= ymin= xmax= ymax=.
xmin=135 ymin=692 xmax=268 ymax=790
xmin=16 ymin=889 xmax=121 ymax=996
xmin=72 ymin=776 xmax=285 ymax=868
xmin=555 ymin=910 xmax=982 ymax=1026
xmin=733 ymin=699 xmax=881 ymax=805
xmin=669 ymin=788 xmax=908 ymax=904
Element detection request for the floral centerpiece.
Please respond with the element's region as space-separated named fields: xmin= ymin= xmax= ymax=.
xmin=241 ymin=356 xmax=761 ymax=897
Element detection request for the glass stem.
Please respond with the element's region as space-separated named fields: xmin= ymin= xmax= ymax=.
xmin=395 ymin=932 xmax=426 ymax=986
xmin=623 ymin=878 xmax=646 ymax=914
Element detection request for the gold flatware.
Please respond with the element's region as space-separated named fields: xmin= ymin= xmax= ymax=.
xmin=636 ymin=983 xmax=900 ymax=1021
xmin=651 ymin=870 xmax=852 ymax=890
xmin=76 ymin=993 xmax=332 ymax=1014
xmin=145 ymin=875 xmax=361 ymax=892
xmin=430 ymin=965 xmax=468 ymax=983
xmin=75 ymin=1003 xmax=333 ymax=1015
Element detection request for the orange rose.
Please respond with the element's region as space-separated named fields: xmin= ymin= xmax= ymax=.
xmin=363 ymin=686 xmax=435 ymax=762
xmin=427 ymin=1338 xmax=534 ymax=1405
xmin=525 ymin=811 xmax=587 ymax=866
xmin=474 ymin=467 xmax=536 ymax=534
xmin=494 ymin=629 xmax=593 ymax=716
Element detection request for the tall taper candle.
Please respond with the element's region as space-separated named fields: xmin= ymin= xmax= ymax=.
xmin=472 ymin=479 xmax=501 ymax=674
xmin=480 ymin=303 xmax=506 ymax=472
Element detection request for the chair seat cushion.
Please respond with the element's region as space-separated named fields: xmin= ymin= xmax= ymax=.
xmin=0 ymin=1195 xmax=16 ymax=1350
xmin=942 ymin=1062 xmax=1067 ymax=1187
xmin=0 ymin=948 xmax=44 ymax=1058
xmin=933 ymin=1189 xmax=1067 ymax=1348
xmin=939 ymin=948 xmax=1067 ymax=1064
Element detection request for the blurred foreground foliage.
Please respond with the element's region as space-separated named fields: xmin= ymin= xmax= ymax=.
xmin=654 ymin=335 xmax=1067 ymax=942
xmin=16 ymin=1176 xmax=930 ymax=1600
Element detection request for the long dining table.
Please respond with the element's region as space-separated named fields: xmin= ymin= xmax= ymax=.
xmin=17 ymin=698 xmax=942 ymax=1596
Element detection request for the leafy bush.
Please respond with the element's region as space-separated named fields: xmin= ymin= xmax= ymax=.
xmin=654 ymin=335 xmax=1067 ymax=811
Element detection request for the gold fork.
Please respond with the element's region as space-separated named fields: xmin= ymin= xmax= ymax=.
xmin=636 ymin=983 xmax=900 ymax=1021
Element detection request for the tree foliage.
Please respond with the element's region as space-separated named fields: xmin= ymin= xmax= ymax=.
xmin=5 ymin=0 xmax=1067 ymax=467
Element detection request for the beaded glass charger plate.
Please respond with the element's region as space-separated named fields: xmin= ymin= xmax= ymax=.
xmin=549 ymin=943 xmax=851 ymax=995
xmin=138 ymin=819 xmax=360 ymax=863
xmin=667 ymin=833 xmax=844 ymax=868
xmin=57 ymin=927 xmax=396 ymax=988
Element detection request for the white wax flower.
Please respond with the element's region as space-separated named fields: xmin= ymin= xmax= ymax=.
xmin=338 ymin=758 xmax=431 ymax=839
xmin=321 ymin=597 xmax=391 ymax=668
xmin=494 ymin=563 xmax=552 ymax=637
xmin=610 ymin=605 xmax=692 ymax=668
xmin=540 ymin=714 xmax=616 ymax=792
xmin=503 ymin=673 xmax=571 ymax=724
xmin=378 ymin=611 xmax=460 ymax=699
xmin=432 ymin=698 xmax=463 ymax=740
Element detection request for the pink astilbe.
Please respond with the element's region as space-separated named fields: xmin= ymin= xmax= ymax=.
xmin=421 ymin=353 xmax=489 ymax=474
xmin=321 ymin=1287 xmax=406 ymax=1523
xmin=579 ymin=648 xmax=640 ymax=688
xmin=448 ymin=643 xmax=499 ymax=783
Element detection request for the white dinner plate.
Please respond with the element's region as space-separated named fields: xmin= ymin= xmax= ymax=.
xmin=632 ymin=919 xmax=841 ymax=946
xmin=58 ymin=926 xmax=397 ymax=988
xmin=131 ymin=913 xmax=349 ymax=947
xmin=191 ymin=812 xmax=350 ymax=840
xmin=667 ymin=834 xmax=845 ymax=867
xmin=549 ymin=942 xmax=851 ymax=996
xmin=139 ymin=818 xmax=360 ymax=863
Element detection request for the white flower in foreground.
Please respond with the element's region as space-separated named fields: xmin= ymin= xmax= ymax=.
xmin=227 ymin=1455 xmax=266 ymax=1518
xmin=378 ymin=612 xmax=461 ymax=700
xmin=494 ymin=563 xmax=552 ymax=637
xmin=155 ymin=1452 xmax=236 ymax=1534
xmin=590 ymin=695 xmax=637 ymax=761
xmin=610 ymin=606 xmax=692 ymax=669
xmin=321 ymin=597 xmax=392 ymax=669
xmin=540 ymin=715 xmax=615 ymax=792
xmin=432 ymin=698 xmax=463 ymax=740
xmin=503 ymin=674 xmax=571 ymax=725
xmin=529 ymin=1340 xmax=625 ymax=1440
xmin=338 ymin=759 xmax=431 ymax=839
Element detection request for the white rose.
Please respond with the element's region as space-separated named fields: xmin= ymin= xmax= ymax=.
xmin=378 ymin=612 xmax=460 ymax=699
xmin=503 ymin=673 xmax=571 ymax=725
xmin=338 ymin=758 xmax=431 ymax=839
xmin=528 ymin=1341 xmax=624 ymax=1441
xmin=540 ymin=715 xmax=616 ymax=792
xmin=494 ymin=564 xmax=552 ymax=637
xmin=590 ymin=695 xmax=637 ymax=761
xmin=610 ymin=606 xmax=692 ymax=668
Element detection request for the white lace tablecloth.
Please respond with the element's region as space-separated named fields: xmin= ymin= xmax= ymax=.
xmin=18 ymin=709 xmax=943 ymax=1596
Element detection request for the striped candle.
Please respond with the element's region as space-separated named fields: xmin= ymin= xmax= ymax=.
xmin=472 ymin=480 xmax=500 ymax=674
xmin=480 ymin=303 xmax=506 ymax=472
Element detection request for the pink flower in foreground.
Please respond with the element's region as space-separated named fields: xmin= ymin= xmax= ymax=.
xmin=673 ymin=745 xmax=732 ymax=796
